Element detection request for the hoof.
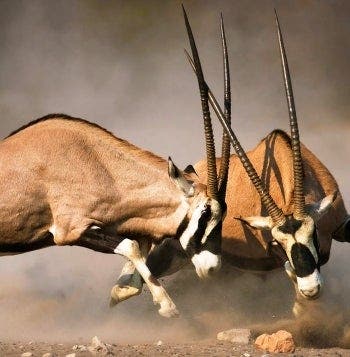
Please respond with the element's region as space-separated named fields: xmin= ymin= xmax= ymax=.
xmin=158 ymin=303 xmax=180 ymax=318
xmin=109 ymin=284 xmax=141 ymax=307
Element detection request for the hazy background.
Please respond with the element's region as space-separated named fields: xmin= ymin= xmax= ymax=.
xmin=0 ymin=0 xmax=349 ymax=345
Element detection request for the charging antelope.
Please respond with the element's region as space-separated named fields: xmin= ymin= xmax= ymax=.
xmin=0 ymin=103 xmax=229 ymax=317
xmin=112 ymin=9 xmax=348 ymax=316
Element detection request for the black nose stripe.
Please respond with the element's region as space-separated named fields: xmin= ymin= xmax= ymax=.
xmin=291 ymin=243 xmax=317 ymax=277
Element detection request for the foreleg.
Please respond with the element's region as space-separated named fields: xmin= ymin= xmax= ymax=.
xmin=114 ymin=239 xmax=179 ymax=318
xmin=110 ymin=238 xmax=150 ymax=306
xmin=110 ymin=261 xmax=143 ymax=306
xmin=110 ymin=238 xmax=189 ymax=305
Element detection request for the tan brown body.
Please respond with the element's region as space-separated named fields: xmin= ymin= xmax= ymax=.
xmin=0 ymin=114 xmax=229 ymax=318
xmin=195 ymin=129 xmax=347 ymax=271
xmin=0 ymin=115 xmax=189 ymax=247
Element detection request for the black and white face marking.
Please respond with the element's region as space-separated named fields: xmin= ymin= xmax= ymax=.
xmin=179 ymin=198 xmax=222 ymax=279
xmin=272 ymin=215 xmax=322 ymax=299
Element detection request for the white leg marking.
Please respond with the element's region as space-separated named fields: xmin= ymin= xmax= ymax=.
xmin=114 ymin=239 xmax=179 ymax=318
xmin=119 ymin=260 xmax=136 ymax=276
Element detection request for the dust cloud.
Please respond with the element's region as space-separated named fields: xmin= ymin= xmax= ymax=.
xmin=0 ymin=0 xmax=349 ymax=345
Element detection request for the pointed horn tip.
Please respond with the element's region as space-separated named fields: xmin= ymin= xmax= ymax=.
xmin=220 ymin=13 xmax=224 ymax=32
xmin=181 ymin=4 xmax=189 ymax=21
xmin=274 ymin=9 xmax=280 ymax=26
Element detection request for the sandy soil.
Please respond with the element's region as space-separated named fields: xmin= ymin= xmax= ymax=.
xmin=1 ymin=340 xmax=350 ymax=357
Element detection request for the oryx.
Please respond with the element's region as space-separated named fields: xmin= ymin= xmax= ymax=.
xmin=111 ymin=9 xmax=346 ymax=316
xmin=194 ymin=10 xmax=338 ymax=312
xmin=0 ymin=105 xmax=229 ymax=317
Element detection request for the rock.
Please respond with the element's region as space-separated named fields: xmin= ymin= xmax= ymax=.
xmin=42 ymin=353 xmax=53 ymax=357
xmin=65 ymin=354 xmax=76 ymax=357
xmin=217 ymin=328 xmax=251 ymax=344
xmin=254 ymin=330 xmax=295 ymax=353
xmin=21 ymin=353 xmax=33 ymax=357
xmin=243 ymin=353 xmax=251 ymax=357
xmin=156 ymin=340 xmax=163 ymax=346
xmin=88 ymin=336 xmax=113 ymax=355
xmin=72 ymin=344 xmax=87 ymax=352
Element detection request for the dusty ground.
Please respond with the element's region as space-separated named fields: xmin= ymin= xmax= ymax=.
xmin=1 ymin=340 xmax=350 ymax=356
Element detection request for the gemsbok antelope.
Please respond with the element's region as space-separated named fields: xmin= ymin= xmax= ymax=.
xmin=0 ymin=102 xmax=229 ymax=317
xmin=111 ymin=9 xmax=347 ymax=316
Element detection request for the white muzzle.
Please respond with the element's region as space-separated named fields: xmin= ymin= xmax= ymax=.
xmin=191 ymin=250 xmax=221 ymax=279
xmin=297 ymin=269 xmax=323 ymax=299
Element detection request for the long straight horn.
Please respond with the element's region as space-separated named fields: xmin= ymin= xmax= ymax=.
xmin=218 ymin=13 xmax=231 ymax=201
xmin=185 ymin=50 xmax=285 ymax=224
xmin=274 ymin=9 xmax=305 ymax=219
xmin=182 ymin=5 xmax=218 ymax=199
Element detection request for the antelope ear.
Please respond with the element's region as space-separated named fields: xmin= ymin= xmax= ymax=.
xmin=168 ymin=157 xmax=195 ymax=197
xmin=235 ymin=215 xmax=274 ymax=230
xmin=307 ymin=191 xmax=337 ymax=222
xmin=184 ymin=164 xmax=198 ymax=176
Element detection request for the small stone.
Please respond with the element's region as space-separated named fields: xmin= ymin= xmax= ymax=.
xmin=21 ymin=353 xmax=33 ymax=357
xmin=42 ymin=353 xmax=53 ymax=357
xmin=255 ymin=330 xmax=295 ymax=353
xmin=243 ymin=353 xmax=250 ymax=357
xmin=65 ymin=354 xmax=76 ymax=357
xmin=88 ymin=336 xmax=112 ymax=354
xmin=72 ymin=344 xmax=87 ymax=351
xmin=217 ymin=328 xmax=251 ymax=344
xmin=156 ymin=340 xmax=163 ymax=346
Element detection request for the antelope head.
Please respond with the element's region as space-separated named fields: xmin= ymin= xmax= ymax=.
xmin=238 ymin=11 xmax=336 ymax=299
xmin=188 ymin=10 xmax=335 ymax=298
xmin=170 ymin=7 xmax=231 ymax=279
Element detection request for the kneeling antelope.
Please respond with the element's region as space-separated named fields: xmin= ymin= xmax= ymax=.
xmin=0 ymin=108 xmax=229 ymax=317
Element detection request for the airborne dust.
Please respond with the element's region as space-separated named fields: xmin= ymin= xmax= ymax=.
xmin=0 ymin=0 xmax=349 ymax=346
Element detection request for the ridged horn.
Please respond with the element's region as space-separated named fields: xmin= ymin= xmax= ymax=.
xmin=185 ymin=51 xmax=285 ymax=225
xmin=182 ymin=5 xmax=218 ymax=200
xmin=274 ymin=9 xmax=305 ymax=219
xmin=218 ymin=13 xmax=231 ymax=201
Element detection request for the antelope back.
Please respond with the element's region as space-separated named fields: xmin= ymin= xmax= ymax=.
xmin=196 ymin=129 xmax=345 ymax=267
